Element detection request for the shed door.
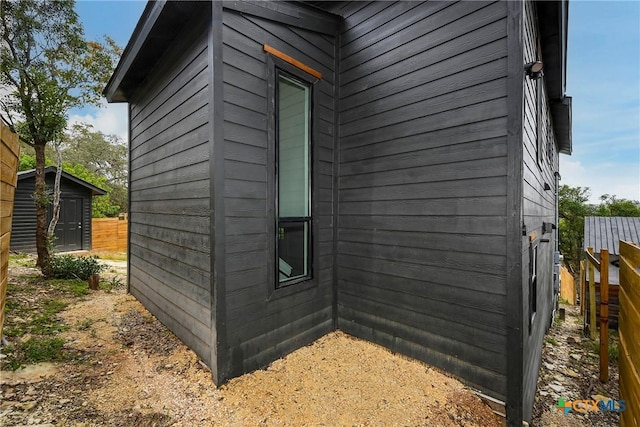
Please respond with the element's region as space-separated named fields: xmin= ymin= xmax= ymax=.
xmin=55 ymin=198 xmax=83 ymax=251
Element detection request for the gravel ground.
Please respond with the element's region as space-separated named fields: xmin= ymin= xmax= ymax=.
xmin=1 ymin=262 xmax=502 ymax=427
xmin=531 ymin=303 xmax=620 ymax=426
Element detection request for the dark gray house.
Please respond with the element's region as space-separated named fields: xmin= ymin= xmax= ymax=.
xmin=10 ymin=167 xmax=106 ymax=252
xmin=104 ymin=1 xmax=572 ymax=424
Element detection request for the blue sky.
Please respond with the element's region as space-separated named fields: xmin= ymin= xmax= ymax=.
xmin=72 ymin=0 xmax=640 ymax=204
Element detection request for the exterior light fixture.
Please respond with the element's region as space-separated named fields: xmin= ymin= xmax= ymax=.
xmin=525 ymin=61 xmax=544 ymax=79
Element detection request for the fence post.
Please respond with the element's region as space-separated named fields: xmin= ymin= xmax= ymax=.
xmin=579 ymin=260 xmax=585 ymax=315
xmin=599 ymin=249 xmax=609 ymax=382
xmin=588 ymin=247 xmax=597 ymax=340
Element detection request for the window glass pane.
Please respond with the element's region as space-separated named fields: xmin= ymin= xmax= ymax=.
xmin=278 ymin=221 xmax=309 ymax=281
xmin=278 ymin=75 xmax=309 ymax=218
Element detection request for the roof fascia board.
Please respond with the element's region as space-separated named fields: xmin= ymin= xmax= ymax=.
xmin=551 ymin=96 xmax=572 ymax=155
xmin=223 ymin=1 xmax=340 ymax=36
xmin=18 ymin=167 xmax=107 ymax=195
xmin=103 ymin=1 xmax=167 ymax=102
xmin=537 ymin=0 xmax=568 ymax=100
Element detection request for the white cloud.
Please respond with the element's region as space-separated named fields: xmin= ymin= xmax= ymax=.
xmin=68 ymin=101 xmax=129 ymax=143
xmin=560 ymin=157 xmax=640 ymax=204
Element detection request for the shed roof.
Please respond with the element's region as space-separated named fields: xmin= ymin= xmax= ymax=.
xmin=18 ymin=166 xmax=107 ymax=196
xmin=583 ymin=216 xmax=640 ymax=256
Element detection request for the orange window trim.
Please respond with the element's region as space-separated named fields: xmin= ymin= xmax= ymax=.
xmin=263 ymin=44 xmax=322 ymax=80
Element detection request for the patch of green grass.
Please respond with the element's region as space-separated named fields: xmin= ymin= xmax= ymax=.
xmin=8 ymin=253 xmax=36 ymax=267
xmin=29 ymin=299 xmax=69 ymax=335
xmin=19 ymin=337 xmax=66 ymax=364
xmin=1 ymin=337 xmax=67 ymax=371
xmin=589 ymin=336 xmax=620 ymax=362
xmin=5 ymin=299 xmax=69 ymax=337
xmin=1 ymin=343 xmax=23 ymax=371
xmin=45 ymin=278 xmax=89 ymax=297
xmin=546 ymin=337 xmax=559 ymax=346
xmin=76 ymin=319 xmax=94 ymax=331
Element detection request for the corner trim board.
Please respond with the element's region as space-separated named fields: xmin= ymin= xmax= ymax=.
xmin=505 ymin=0 xmax=525 ymax=425
xmin=209 ymin=1 xmax=226 ymax=384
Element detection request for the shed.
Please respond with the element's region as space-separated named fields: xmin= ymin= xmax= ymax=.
xmin=104 ymin=1 xmax=572 ymax=425
xmin=10 ymin=166 xmax=107 ymax=252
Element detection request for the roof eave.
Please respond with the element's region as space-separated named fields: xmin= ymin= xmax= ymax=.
xmin=552 ymin=96 xmax=572 ymax=155
xmin=103 ymin=1 xmax=167 ymax=103
xmin=18 ymin=166 xmax=108 ymax=196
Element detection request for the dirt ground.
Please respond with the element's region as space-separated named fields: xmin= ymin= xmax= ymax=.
xmin=1 ymin=260 xmax=502 ymax=427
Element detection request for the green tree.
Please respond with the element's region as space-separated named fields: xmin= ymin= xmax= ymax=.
xmin=62 ymin=163 xmax=120 ymax=218
xmin=595 ymin=194 xmax=640 ymax=217
xmin=558 ymin=185 xmax=594 ymax=273
xmin=0 ymin=0 xmax=120 ymax=275
xmin=61 ymin=124 xmax=127 ymax=211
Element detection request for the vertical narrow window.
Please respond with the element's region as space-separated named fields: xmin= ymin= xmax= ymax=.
xmin=529 ymin=243 xmax=538 ymax=330
xmin=277 ymin=73 xmax=312 ymax=286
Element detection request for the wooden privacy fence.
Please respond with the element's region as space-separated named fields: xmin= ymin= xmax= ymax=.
xmin=619 ymin=240 xmax=640 ymax=427
xmin=0 ymin=121 xmax=20 ymax=338
xmin=560 ymin=264 xmax=576 ymax=304
xmin=92 ymin=217 xmax=128 ymax=252
xmin=583 ymin=246 xmax=609 ymax=382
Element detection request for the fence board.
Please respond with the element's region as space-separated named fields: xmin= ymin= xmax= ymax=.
xmin=620 ymin=240 xmax=640 ymax=427
xmin=0 ymin=120 xmax=20 ymax=338
xmin=91 ymin=218 xmax=128 ymax=252
xmin=560 ymin=265 xmax=576 ymax=304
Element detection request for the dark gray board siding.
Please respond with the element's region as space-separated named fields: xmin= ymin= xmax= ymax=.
xmin=220 ymin=7 xmax=336 ymax=379
xmin=127 ymin=16 xmax=212 ymax=367
xmin=520 ymin=0 xmax=560 ymax=421
xmin=10 ymin=174 xmax=94 ymax=252
xmin=330 ymin=1 xmax=509 ymax=400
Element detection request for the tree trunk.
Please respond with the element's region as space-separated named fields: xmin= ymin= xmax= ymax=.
xmin=47 ymin=142 xmax=63 ymax=238
xmin=34 ymin=142 xmax=51 ymax=276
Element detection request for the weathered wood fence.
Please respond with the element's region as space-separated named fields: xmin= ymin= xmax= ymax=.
xmin=91 ymin=217 xmax=128 ymax=252
xmin=0 ymin=121 xmax=20 ymax=338
xmin=583 ymin=246 xmax=609 ymax=382
xmin=619 ymin=240 xmax=640 ymax=427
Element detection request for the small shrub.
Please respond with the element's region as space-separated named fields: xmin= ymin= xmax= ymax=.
xmin=100 ymin=276 xmax=124 ymax=292
xmin=46 ymin=278 xmax=90 ymax=297
xmin=50 ymin=255 xmax=105 ymax=280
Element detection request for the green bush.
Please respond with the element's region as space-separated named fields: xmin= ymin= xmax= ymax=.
xmin=50 ymin=255 xmax=105 ymax=280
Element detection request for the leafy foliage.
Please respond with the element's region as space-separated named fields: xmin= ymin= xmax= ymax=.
xmin=594 ymin=194 xmax=640 ymax=217
xmin=0 ymin=1 xmax=120 ymax=140
xmin=559 ymin=186 xmax=593 ymax=273
xmin=49 ymin=254 xmax=105 ymax=280
xmin=18 ymin=123 xmax=127 ymax=217
xmin=0 ymin=0 xmax=121 ymax=274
